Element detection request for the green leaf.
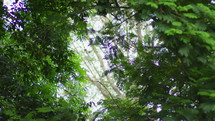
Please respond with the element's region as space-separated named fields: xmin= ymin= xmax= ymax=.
xmin=4 ymin=110 xmax=14 ymax=116
xmin=183 ymin=13 xmax=198 ymax=19
xmin=165 ymin=28 xmax=183 ymax=35
xmin=36 ymin=107 xmax=53 ymax=113
xmin=210 ymin=94 xmax=215 ymax=98
xmin=159 ymin=2 xmax=177 ymax=8
xmin=172 ymin=21 xmax=182 ymax=27
xmin=198 ymin=77 xmax=212 ymax=82
xmin=180 ymin=37 xmax=190 ymax=43
xmin=197 ymin=91 xmax=209 ymax=96
xmin=138 ymin=110 xmax=146 ymax=116
xmin=146 ymin=2 xmax=158 ymax=9
xmin=196 ymin=31 xmax=210 ymax=38
xmin=24 ymin=111 xmax=36 ymax=119
xmin=177 ymin=5 xmax=193 ymax=12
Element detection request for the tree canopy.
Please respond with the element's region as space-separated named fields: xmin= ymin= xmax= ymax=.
xmin=1 ymin=0 xmax=88 ymax=120
xmin=1 ymin=0 xmax=215 ymax=121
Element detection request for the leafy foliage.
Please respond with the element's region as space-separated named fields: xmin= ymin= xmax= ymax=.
xmin=88 ymin=0 xmax=215 ymax=120
xmin=1 ymin=0 xmax=215 ymax=120
xmin=0 ymin=0 xmax=90 ymax=120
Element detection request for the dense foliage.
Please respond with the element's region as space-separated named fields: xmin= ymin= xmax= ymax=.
xmin=0 ymin=0 xmax=89 ymax=120
xmin=1 ymin=0 xmax=215 ymax=121
xmin=90 ymin=0 xmax=215 ymax=120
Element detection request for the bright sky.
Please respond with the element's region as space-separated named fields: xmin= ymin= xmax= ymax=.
xmin=3 ymin=0 xmax=15 ymax=7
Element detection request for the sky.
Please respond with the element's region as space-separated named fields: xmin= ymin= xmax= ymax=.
xmin=3 ymin=0 xmax=15 ymax=7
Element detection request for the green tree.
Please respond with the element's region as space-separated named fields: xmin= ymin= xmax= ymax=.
xmin=1 ymin=0 xmax=215 ymax=120
xmin=0 ymin=0 xmax=90 ymax=120
xmin=89 ymin=0 xmax=215 ymax=120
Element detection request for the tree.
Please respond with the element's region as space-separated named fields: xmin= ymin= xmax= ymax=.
xmin=0 ymin=0 xmax=89 ymax=120
xmin=88 ymin=0 xmax=215 ymax=120
xmin=1 ymin=0 xmax=215 ymax=120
